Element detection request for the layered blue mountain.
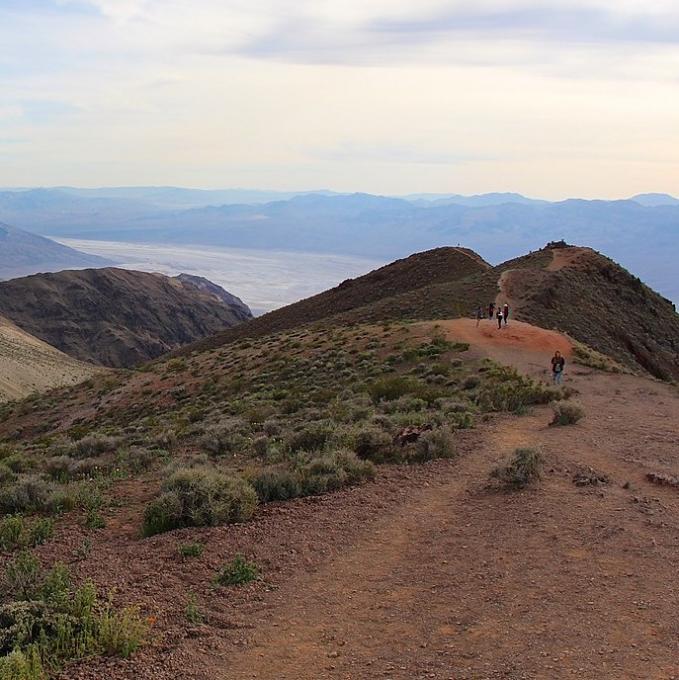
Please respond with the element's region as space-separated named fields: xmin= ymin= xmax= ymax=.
xmin=1 ymin=188 xmax=678 ymax=303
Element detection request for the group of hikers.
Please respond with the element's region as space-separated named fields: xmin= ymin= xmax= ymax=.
xmin=475 ymin=302 xmax=510 ymax=330
xmin=473 ymin=301 xmax=566 ymax=385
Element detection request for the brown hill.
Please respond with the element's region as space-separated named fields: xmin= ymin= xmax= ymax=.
xmin=0 ymin=314 xmax=100 ymax=401
xmin=184 ymin=246 xmax=490 ymax=353
xmin=0 ymin=268 xmax=252 ymax=368
xmin=182 ymin=243 xmax=679 ymax=381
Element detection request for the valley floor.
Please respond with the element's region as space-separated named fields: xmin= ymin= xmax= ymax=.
xmin=64 ymin=320 xmax=679 ymax=680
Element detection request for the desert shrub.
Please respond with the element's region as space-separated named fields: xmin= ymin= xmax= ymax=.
xmin=368 ymin=376 xmax=421 ymax=403
xmin=251 ymin=468 xmax=301 ymax=503
xmin=215 ymin=555 xmax=259 ymax=587
xmin=572 ymin=342 xmax=625 ymax=373
xmin=0 ymin=647 xmax=44 ymax=680
xmin=0 ymin=517 xmax=53 ymax=552
xmin=286 ymin=424 xmax=333 ymax=453
xmin=199 ymin=420 xmax=248 ymax=456
xmin=0 ymin=556 xmax=147 ymax=668
xmin=333 ymin=450 xmax=376 ymax=485
xmin=409 ymin=427 xmax=456 ymax=463
xmin=381 ymin=396 xmax=427 ymax=414
xmin=297 ymin=450 xmax=374 ymax=496
xmin=251 ymin=436 xmax=270 ymax=458
xmin=262 ymin=419 xmax=281 ymax=436
xmin=142 ymin=469 xmax=258 ymax=537
xmin=550 ymin=401 xmax=585 ymax=426
xmin=491 ymin=448 xmax=543 ymax=489
xmin=0 ymin=464 xmax=15 ymax=486
xmin=478 ymin=366 xmax=559 ymax=413
xmin=116 ymin=447 xmax=159 ymax=475
xmin=45 ymin=456 xmax=112 ymax=482
xmin=72 ymin=435 xmax=119 ymax=459
xmin=0 ymin=476 xmax=71 ymax=516
xmin=462 ymin=376 xmax=480 ymax=390
xmin=353 ymin=426 xmax=396 ymax=463
xmin=185 ymin=594 xmax=203 ymax=624
xmin=178 ymin=542 xmax=204 ymax=558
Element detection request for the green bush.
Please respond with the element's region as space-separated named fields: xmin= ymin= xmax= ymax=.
xmin=251 ymin=468 xmax=302 ymax=503
xmin=491 ymin=448 xmax=543 ymax=489
xmin=286 ymin=424 xmax=333 ymax=453
xmin=0 ymin=647 xmax=44 ymax=680
xmin=352 ymin=426 xmax=397 ymax=463
xmin=178 ymin=542 xmax=204 ymax=558
xmin=0 ymin=517 xmax=53 ymax=552
xmin=550 ymin=401 xmax=585 ymax=426
xmin=72 ymin=435 xmax=119 ymax=459
xmin=410 ymin=427 xmax=456 ymax=463
xmin=142 ymin=469 xmax=258 ymax=537
xmin=0 ymin=556 xmax=147 ymax=668
xmin=0 ymin=476 xmax=71 ymax=516
xmin=368 ymin=376 xmax=421 ymax=403
xmin=297 ymin=450 xmax=374 ymax=496
xmin=478 ymin=366 xmax=559 ymax=413
xmin=215 ymin=555 xmax=259 ymax=587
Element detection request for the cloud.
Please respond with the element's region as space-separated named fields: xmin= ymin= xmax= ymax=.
xmin=311 ymin=143 xmax=496 ymax=166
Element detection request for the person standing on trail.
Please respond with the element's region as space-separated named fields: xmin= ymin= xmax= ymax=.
xmin=503 ymin=303 xmax=509 ymax=326
xmin=496 ymin=306 xmax=503 ymax=329
xmin=551 ymin=350 xmax=566 ymax=385
xmin=476 ymin=305 xmax=483 ymax=327
xmin=488 ymin=302 xmax=495 ymax=320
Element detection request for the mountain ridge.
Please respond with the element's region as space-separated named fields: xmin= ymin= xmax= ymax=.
xmin=0 ymin=268 xmax=253 ymax=368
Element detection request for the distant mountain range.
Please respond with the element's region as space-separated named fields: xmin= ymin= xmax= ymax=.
xmin=1 ymin=187 xmax=678 ymax=304
xmin=0 ymin=221 xmax=112 ymax=280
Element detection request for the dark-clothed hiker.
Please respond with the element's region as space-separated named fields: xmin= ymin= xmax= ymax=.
xmin=476 ymin=306 xmax=483 ymax=327
xmin=488 ymin=302 xmax=495 ymax=320
xmin=496 ymin=307 xmax=503 ymax=329
xmin=551 ymin=350 xmax=566 ymax=385
xmin=503 ymin=303 xmax=509 ymax=325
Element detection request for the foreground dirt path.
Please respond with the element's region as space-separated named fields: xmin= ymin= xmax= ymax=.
xmin=217 ymin=324 xmax=679 ymax=680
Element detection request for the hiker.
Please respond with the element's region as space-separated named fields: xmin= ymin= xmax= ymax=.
xmin=503 ymin=303 xmax=509 ymax=326
xmin=476 ymin=305 xmax=484 ymax=327
xmin=551 ymin=350 xmax=566 ymax=384
xmin=496 ymin=306 xmax=503 ymax=329
xmin=488 ymin=302 xmax=495 ymax=320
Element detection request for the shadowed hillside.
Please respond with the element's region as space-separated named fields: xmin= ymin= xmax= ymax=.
xmin=185 ymin=247 xmax=489 ymax=353
xmin=0 ymin=268 xmax=252 ymax=368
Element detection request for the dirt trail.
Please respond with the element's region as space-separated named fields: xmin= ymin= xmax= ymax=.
xmin=216 ymin=322 xmax=679 ymax=680
xmin=547 ymin=246 xmax=592 ymax=272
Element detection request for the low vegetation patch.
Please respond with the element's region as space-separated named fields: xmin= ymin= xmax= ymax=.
xmin=0 ymin=516 xmax=53 ymax=553
xmin=571 ymin=341 xmax=627 ymax=374
xmin=143 ymin=469 xmax=258 ymax=537
xmin=215 ymin=555 xmax=260 ymax=587
xmin=491 ymin=448 xmax=543 ymax=489
xmin=0 ymin=551 xmax=147 ymax=676
xmin=550 ymin=401 xmax=584 ymax=426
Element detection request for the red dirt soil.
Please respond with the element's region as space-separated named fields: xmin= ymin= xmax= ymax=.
xmin=58 ymin=320 xmax=679 ymax=680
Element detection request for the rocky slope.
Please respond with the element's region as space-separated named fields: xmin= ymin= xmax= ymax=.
xmin=0 ymin=314 xmax=100 ymax=401
xmin=0 ymin=221 xmax=111 ymax=279
xmin=0 ymin=268 xmax=252 ymax=368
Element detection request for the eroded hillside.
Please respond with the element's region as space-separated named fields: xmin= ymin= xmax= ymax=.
xmin=0 ymin=268 xmax=252 ymax=368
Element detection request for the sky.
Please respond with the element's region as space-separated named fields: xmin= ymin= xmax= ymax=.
xmin=1 ymin=0 xmax=678 ymax=199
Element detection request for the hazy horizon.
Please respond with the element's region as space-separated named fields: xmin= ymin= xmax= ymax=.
xmin=2 ymin=1 xmax=678 ymax=197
